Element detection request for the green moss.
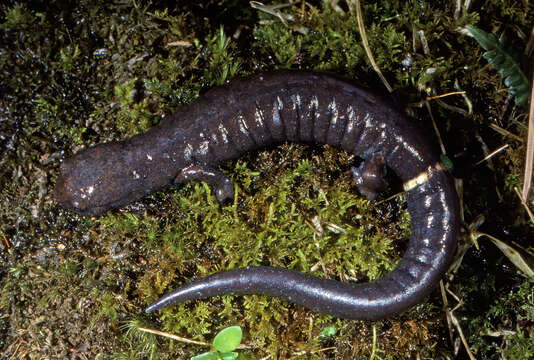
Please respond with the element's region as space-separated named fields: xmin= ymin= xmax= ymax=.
xmin=463 ymin=279 xmax=534 ymax=359
xmin=1 ymin=3 xmax=34 ymax=30
xmin=125 ymin=145 xmax=411 ymax=357
xmin=115 ymin=319 xmax=160 ymax=360
xmin=1 ymin=0 xmax=533 ymax=359
xmin=204 ymin=26 xmax=242 ymax=85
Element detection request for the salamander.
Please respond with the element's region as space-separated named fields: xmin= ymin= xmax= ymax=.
xmin=55 ymin=70 xmax=459 ymax=320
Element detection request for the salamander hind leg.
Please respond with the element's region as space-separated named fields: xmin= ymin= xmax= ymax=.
xmin=175 ymin=164 xmax=234 ymax=203
xmin=351 ymin=154 xmax=387 ymax=200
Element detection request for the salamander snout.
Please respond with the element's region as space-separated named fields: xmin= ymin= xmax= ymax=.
xmin=54 ymin=142 xmax=131 ymax=216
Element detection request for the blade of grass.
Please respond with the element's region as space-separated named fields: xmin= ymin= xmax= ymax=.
xmin=476 ymin=231 xmax=534 ymax=279
xmin=514 ymin=187 xmax=534 ymax=223
xmin=522 ymin=65 xmax=534 ymax=202
xmin=351 ymin=0 xmax=393 ymax=93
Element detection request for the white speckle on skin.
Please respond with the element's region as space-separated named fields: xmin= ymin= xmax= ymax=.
xmin=425 ymin=195 xmax=432 ymax=208
xmin=328 ymin=98 xmax=338 ymax=125
xmin=238 ymin=114 xmax=249 ymax=134
xmin=198 ymin=140 xmax=209 ymax=155
xmin=439 ymin=189 xmax=450 ymax=229
xmin=78 ymin=185 xmax=96 ymax=199
xmin=345 ymin=105 xmax=355 ymax=133
xmin=390 ymin=144 xmax=400 ymax=155
xmin=290 ymin=94 xmax=301 ymax=110
xmin=272 ymin=98 xmax=282 ymax=126
xmin=184 ymin=143 xmax=193 ymax=161
xmin=426 ymin=214 xmax=435 ymax=228
xmin=132 ymin=170 xmax=140 ymax=179
xmin=363 ymin=113 xmax=373 ymax=127
xmin=218 ymin=123 xmax=228 ymax=143
xmin=276 ymin=96 xmax=283 ymax=110
xmin=394 ymin=134 xmax=423 ymax=162
xmin=254 ymin=107 xmax=264 ymax=127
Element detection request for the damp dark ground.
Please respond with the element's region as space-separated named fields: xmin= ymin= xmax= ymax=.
xmin=1 ymin=1 xmax=533 ymax=359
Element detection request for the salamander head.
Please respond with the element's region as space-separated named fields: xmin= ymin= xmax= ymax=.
xmin=54 ymin=141 xmax=163 ymax=216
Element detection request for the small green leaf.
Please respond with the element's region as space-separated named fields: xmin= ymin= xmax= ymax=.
xmin=212 ymin=326 xmax=242 ymax=353
xmin=191 ymin=351 xmax=220 ymax=360
xmin=440 ymin=154 xmax=454 ymax=172
xmin=466 ymin=25 xmax=530 ymax=107
xmin=220 ymin=352 xmax=239 ymax=360
xmin=319 ymin=326 xmax=337 ymax=338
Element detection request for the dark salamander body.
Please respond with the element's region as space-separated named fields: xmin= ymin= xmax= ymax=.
xmin=55 ymin=71 xmax=459 ymax=320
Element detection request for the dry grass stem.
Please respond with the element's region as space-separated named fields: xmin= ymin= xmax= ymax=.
xmin=352 ymin=0 xmax=393 ymax=92
xmin=408 ymin=90 xmax=467 ymax=107
xmin=440 ymin=281 xmax=454 ymax=345
xmin=425 ymin=101 xmax=447 ymax=154
xmin=138 ymin=326 xmax=251 ymax=350
xmin=521 ymin=65 xmax=534 ymax=202
xmin=477 ymin=230 xmax=534 ymax=278
xmin=167 ymin=40 xmax=193 ymax=47
xmin=137 ymin=327 xmax=211 ymax=346
xmin=514 ymin=187 xmax=534 ymax=223
xmin=1 ymin=229 xmax=10 ymax=248
xmin=489 ymin=123 xmax=523 ymax=142
xmin=474 ymin=144 xmax=509 ymax=165
xmin=450 ymin=313 xmax=477 ymax=360
xmin=526 ymin=24 xmax=534 ymax=56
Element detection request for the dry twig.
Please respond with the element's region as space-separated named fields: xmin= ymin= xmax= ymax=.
xmin=1 ymin=229 xmax=9 ymax=248
xmin=138 ymin=327 xmax=211 ymax=346
xmin=474 ymin=144 xmax=509 ymax=166
xmin=137 ymin=327 xmax=250 ymax=350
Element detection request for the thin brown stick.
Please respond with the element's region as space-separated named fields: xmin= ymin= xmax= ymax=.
xmin=427 ymin=90 xmax=466 ymax=100
xmin=489 ymin=123 xmax=523 ymax=142
xmin=521 ymin=63 xmax=534 ymax=202
xmin=440 ymin=281 xmax=454 ymax=346
xmin=450 ymin=314 xmax=477 ymax=360
xmin=353 ymin=0 xmax=393 ymax=92
xmin=408 ymin=90 xmax=467 ymax=107
xmin=1 ymin=229 xmax=9 ymax=248
xmin=526 ymin=24 xmax=534 ymax=57
xmin=425 ymin=101 xmax=447 ymax=154
xmin=138 ymin=327 xmax=250 ymax=350
xmin=474 ymin=144 xmax=509 ymax=166
xmin=138 ymin=327 xmax=211 ymax=346
xmin=292 ymin=346 xmax=337 ymax=356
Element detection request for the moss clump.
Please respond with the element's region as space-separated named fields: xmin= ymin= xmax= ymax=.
xmin=1 ymin=0 xmax=533 ymax=359
xmin=462 ymin=279 xmax=534 ymax=359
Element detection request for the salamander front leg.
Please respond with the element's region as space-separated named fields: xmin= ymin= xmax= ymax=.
xmin=175 ymin=164 xmax=234 ymax=203
xmin=351 ymin=154 xmax=387 ymax=200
